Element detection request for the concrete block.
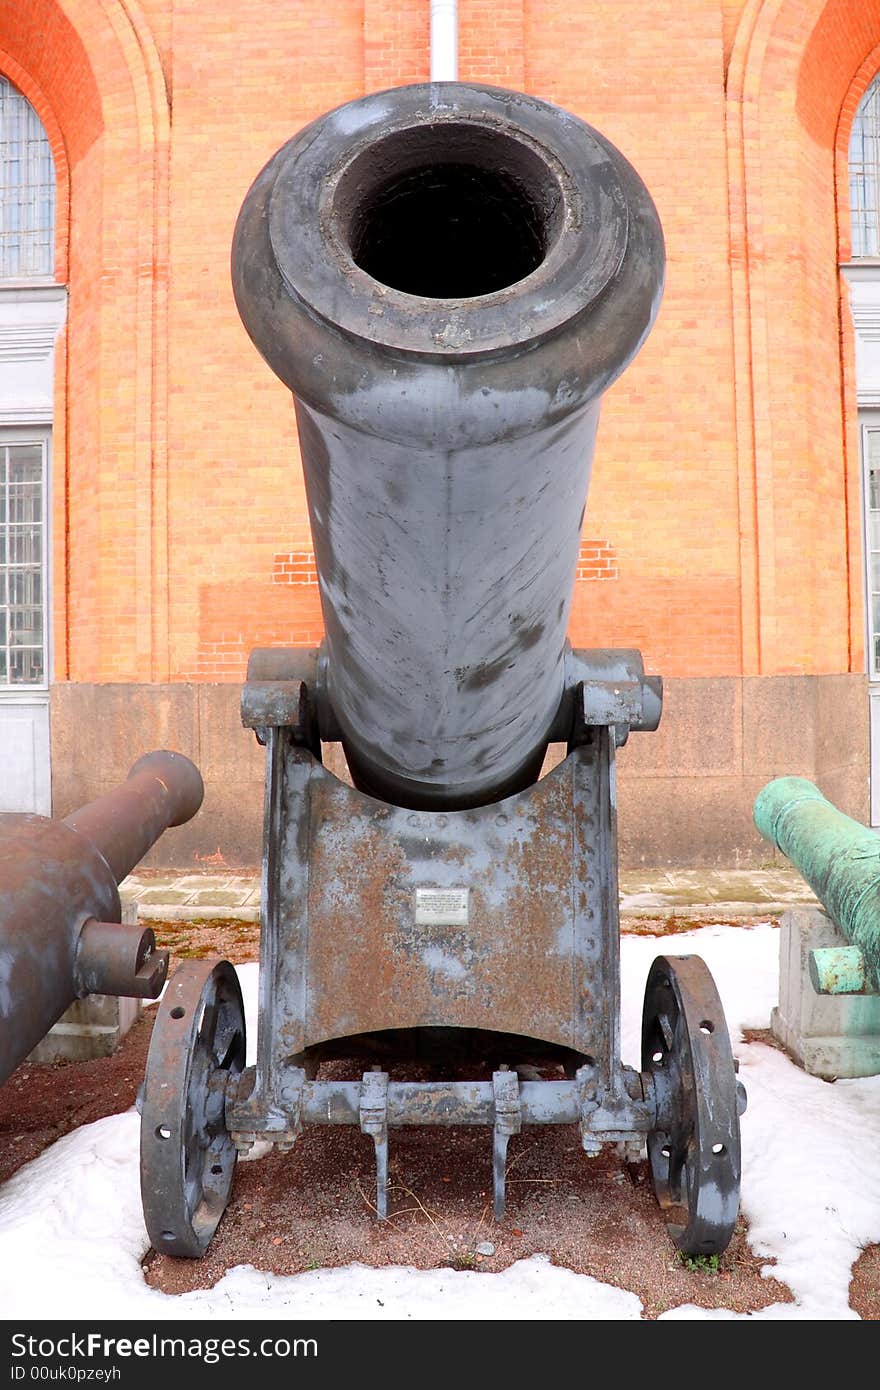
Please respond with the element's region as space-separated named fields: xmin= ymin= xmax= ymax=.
xmin=771 ymin=906 xmax=880 ymax=1079
xmin=617 ymin=774 xmax=762 ymax=868
xmin=815 ymin=765 xmax=870 ymax=831
xmin=197 ymin=684 xmax=264 ymax=784
xmin=742 ymin=675 xmax=816 ymax=778
xmin=50 ymin=683 xmax=198 ymax=813
xmin=47 ymin=675 xmax=871 ymax=871
xmin=616 ymin=677 xmax=741 ymax=778
xmin=815 ymin=674 xmax=869 ymax=781
xmin=27 ymin=902 xmax=145 ymax=1064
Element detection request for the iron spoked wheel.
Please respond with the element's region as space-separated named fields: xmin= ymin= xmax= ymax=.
xmin=140 ymin=959 xmax=246 ymax=1258
xmin=641 ymin=954 xmax=743 ymax=1257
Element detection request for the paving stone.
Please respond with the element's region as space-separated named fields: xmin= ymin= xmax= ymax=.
xmin=188 ymin=890 xmax=251 ymax=907
xmin=173 ymin=876 xmax=233 ymax=892
xmin=142 ymin=905 xmax=261 ymax=923
xmin=122 ymin=868 xmax=820 ymax=919
xmin=136 ymin=889 xmax=194 ymax=905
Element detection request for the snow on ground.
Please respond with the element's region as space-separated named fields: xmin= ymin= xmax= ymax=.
xmin=1 ymin=927 xmax=879 ymax=1320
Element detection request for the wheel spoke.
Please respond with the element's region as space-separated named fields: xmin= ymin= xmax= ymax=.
xmin=656 ymin=1009 xmax=676 ymax=1052
xmin=680 ymin=1140 xmax=696 ymax=1211
xmin=215 ymin=1011 xmax=245 ymax=1072
xmin=198 ymin=997 xmax=220 ymax=1055
xmin=183 ymin=1127 xmax=205 ymax=1215
xmin=218 ymin=1031 xmax=243 ymax=1072
xmin=667 ymin=1142 xmax=687 ymax=1207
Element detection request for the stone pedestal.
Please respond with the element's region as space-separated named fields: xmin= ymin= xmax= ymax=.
xmin=771 ymin=906 xmax=880 ymax=1079
xmin=27 ymin=901 xmax=144 ymax=1064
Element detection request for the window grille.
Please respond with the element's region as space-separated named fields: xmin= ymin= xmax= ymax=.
xmin=0 ymin=441 xmax=46 ymax=686
xmin=864 ymin=427 xmax=880 ymax=681
xmin=0 ymin=76 xmax=55 ymax=279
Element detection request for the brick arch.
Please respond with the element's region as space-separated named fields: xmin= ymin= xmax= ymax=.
xmin=834 ymin=46 xmax=880 ymax=263
xmin=0 ymin=0 xmax=171 ymax=683
xmin=726 ymin=0 xmax=880 ymax=682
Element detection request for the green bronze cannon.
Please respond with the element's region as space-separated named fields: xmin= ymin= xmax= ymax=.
xmin=753 ymin=778 xmax=880 ymax=997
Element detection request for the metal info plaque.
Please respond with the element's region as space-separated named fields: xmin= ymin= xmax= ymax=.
xmin=414 ymin=887 xmax=470 ymax=927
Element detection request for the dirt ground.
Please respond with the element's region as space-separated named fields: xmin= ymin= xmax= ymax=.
xmin=0 ymin=917 xmax=874 ymax=1320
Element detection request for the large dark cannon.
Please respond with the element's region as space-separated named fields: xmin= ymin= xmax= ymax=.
xmin=140 ymin=83 xmax=744 ymax=1260
xmin=0 ymin=751 xmax=204 ymax=1089
xmin=230 ymin=82 xmax=662 ymax=810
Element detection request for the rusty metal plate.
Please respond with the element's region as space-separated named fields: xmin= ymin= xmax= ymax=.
xmin=263 ymin=739 xmax=615 ymax=1061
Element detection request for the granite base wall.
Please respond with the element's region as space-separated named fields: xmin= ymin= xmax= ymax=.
xmin=49 ymin=675 xmax=869 ymax=869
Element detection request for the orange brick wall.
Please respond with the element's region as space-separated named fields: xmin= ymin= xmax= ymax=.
xmin=727 ymin=0 xmax=880 ymax=677
xmin=0 ymin=0 xmax=877 ymax=689
xmin=527 ymin=0 xmax=743 ymax=675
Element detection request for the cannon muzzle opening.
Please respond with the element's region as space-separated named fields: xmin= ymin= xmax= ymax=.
xmin=338 ymin=121 xmax=563 ymax=300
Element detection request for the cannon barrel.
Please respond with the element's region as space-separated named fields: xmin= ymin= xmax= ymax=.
xmin=0 ymin=751 xmax=204 ymax=1087
xmin=753 ymin=777 xmax=880 ymax=994
xmin=231 ymin=82 xmax=665 ymax=810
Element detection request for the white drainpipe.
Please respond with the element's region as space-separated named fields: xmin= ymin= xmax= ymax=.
xmin=430 ymin=0 xmax=458 ymax=81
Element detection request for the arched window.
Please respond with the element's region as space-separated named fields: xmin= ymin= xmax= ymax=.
xmin=0 ymin=75 xmax=55 ymax=279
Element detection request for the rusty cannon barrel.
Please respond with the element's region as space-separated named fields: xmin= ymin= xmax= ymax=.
xmin=231 ymin=82 xmax=665 ymax=810
xmin=754 ymin=777 xmax=880 ymax=995
xmin=0 ymin=750 xmax=204 ymax=1087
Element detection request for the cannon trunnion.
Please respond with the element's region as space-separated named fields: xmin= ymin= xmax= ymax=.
xmin=140 ymin=83 xmax=745 ymax=1259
